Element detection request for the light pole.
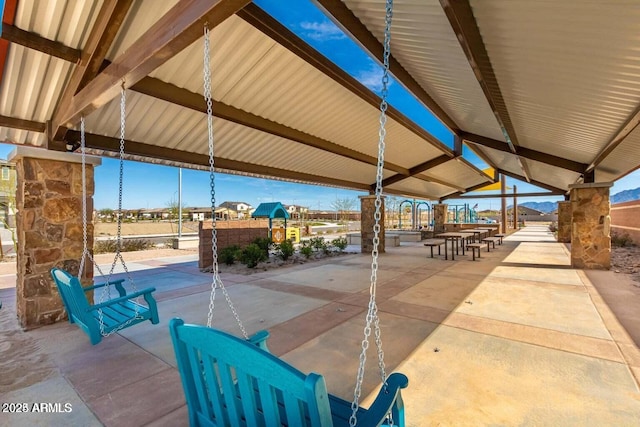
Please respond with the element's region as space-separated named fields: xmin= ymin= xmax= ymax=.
xmin=178 ymin=168 xmax=182 ymax=238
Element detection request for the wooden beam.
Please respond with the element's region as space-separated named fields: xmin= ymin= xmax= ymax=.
xmin=462 ymin=132 xmax=587 ymax=173
xmin=0 ymin=114 xmax=46 ymax=133
xmin=50 ymin=0 xmax=134 ymax=141
xmin=448 ymin=191 xmax=562 ymax=199
xmin=238 ymin=3 xmax=454 ymax=157
xmin=498 ymin=169 xmax=567 ymax=194
xmin=131 ymin=76 xmax=408 ymax=175
xmin=383 ymin=187 xmax=453 ymax=201
xmin=54 ymin=0 xmax=252 ymax=132
xmin=314 ymin=0 xmax=460 ymax=133
xmin=587 ymin=103 xmax=640 ymax=173
xmin=379 ymin=154 xmax=453 ymax=188
xmin=442 ymin=180 xmax=499 ymax=199
xmin=1 ymin=23 xmax=81 ymax=63
xmin=66 ymin=130 xmax=372 ymax=191
xmin=440 ymin=0 xmax=531 ymax=179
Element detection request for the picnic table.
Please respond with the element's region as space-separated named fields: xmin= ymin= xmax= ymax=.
xmin=436 ymin=232 xmax=474 ymax=260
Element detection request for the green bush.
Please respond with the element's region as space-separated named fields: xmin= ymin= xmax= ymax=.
xmin=300 ymin=244 xmax=313 ymax=259
xmin=611 ymin=231 xmax=634 ymax=248
xmin=331 ymin=236 xmax=348 ymax=252
xmin=309 ymin=237 xmax=326 ymax=252
xmin=94 ymin=239 xmax=154 ymax=254
xmin=276 ymin=240 xmax=295 ymax=261
xmin=219 ymin=245 xmax=241 ymax=265
xmin=253 ymin=237 xmax=273 ymax=256
xmin=240 ymin=243 xmax=267 ymax=268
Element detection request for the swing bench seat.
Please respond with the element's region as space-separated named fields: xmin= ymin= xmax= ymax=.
xmin=50 ymin=268 xmax=159 ymax=345
xmin=170 ymin=318 xmax=407 ymax=426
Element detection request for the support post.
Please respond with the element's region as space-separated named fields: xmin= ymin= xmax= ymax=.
xmin=9 ymin=147 xmax=101 ymax=329
xmin=501 ymin=174 xmax=507 ymax=233
xmin=556 ymin=201 xmax=571 ymax=243
xmin=433 ymin=203 xmax=448 ymax=234
xmin=569 ymin=182 xmax=612 ymax=269
xmin=359 ymin=195 xmax=385 ymax=254
xmin=513 ymin=185 xmax=518 ymax=228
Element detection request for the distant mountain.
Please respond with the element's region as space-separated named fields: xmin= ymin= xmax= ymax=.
xmin=611 ymin=187 xmax=640 ymax=204
xmin=511 ymin=201 xmax=558 ymax=213
xmin=504 ymin=187 xmax=640 ymax=212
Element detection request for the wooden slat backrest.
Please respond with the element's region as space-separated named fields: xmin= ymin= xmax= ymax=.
xmin=51 ymin=268 xmax=91 ymax=324
xmin=170 ymin=318 xmax=334 ymax=427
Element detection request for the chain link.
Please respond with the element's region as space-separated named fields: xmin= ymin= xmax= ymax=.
xmin=350 ymin=0 xmax=393 ymax=425
xmin=97 ymin=84 xmax=142 ymax=337
xmin=203 ymin=25 xmax=248 ymax=339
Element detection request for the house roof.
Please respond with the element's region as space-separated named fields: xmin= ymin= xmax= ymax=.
xmin=0 ymin=1 xmax=638 ymax=201
xmin=252 ymin=202 xmax=290 ymax=219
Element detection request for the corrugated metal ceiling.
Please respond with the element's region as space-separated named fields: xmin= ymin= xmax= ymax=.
xmin=1 ymin=0 xmax=639 ymax=204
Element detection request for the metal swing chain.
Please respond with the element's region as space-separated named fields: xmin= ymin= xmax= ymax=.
xmin=203 ymin=25 xmax=248 ymax=339
xmin=97 ymin=84 xmax=142 ymax=337
xmin=350 ymin=0 xmax=393 ymax=425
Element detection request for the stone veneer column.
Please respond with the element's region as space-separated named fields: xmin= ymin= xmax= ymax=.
xmin=569 ymin=182 xmax=612 ymax=270
xmin=557 ymin=201 xmax=571 ymax=243
xmin=359 ymin=195 xmax=385 ymax=254
xmin=433 ymin=203 xmax=448 ymax=234
xmin=9 ymin=147 xmax=101 ymax=329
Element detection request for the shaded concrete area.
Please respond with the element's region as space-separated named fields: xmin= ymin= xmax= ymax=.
xmin=1 ymin=226 xmax=639 ymax=426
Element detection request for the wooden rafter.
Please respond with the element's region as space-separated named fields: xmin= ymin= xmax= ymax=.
xmin=450 ymin=191 xmax=562 ymax=199
xmin=50 ymin=0 xmax=134 ymax=142
xmin=498 ymin=169 xmax=567 ymax=194
xmin=314 ymin=0 xmax=460 ymax=133
xmin=238 ymin=3 xmax=453 ymax=157
xmin=66 ymin=130 xmax=371 ymax=191
xmin=53 ymin=0 xmax=252 ymax=132
xmin=0 ymin=114 xmax=46 ymax=133
xmin=586 ymin=103 xmax=640 ymax=173
xmin=131 ymin=77 xmax=408 ymax=175
xmin=378 ymin=154 xmax=453 ymax=188
xmin=439 ymin=0 xmax=531 ymax=181
xmin=462 ymin=132 xmax=587 ymax=173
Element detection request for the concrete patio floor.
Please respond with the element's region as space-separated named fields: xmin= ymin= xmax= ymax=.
xmin=1 ymin=225 xmax=640 ymax=426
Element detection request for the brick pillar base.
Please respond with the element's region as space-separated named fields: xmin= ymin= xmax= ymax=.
xmin=433 ymin=203 xmax=448 ymax=234
xmin=569 ymin=182 xmax=612 ymax=269
xmin=360 ymin=195 xmax=385 ymax=254
xmin=557 ymin=201 xmax=571 ymax=243
xmin=10 ymin=147 xmax=100 ymax=329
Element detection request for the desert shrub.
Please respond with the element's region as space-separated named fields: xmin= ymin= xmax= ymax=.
xmin=219 ymin=245 xmax=241 ymax=265
xmin=331 ymin=237 xmax=348 ymax=252
xmin=253 ymin=237 xmax=273 ymax=256
xmin=94 ymin=239 xmax=154 ymax=254
xmin=276 ymin=240 xmax=295 ymax=261
xmin=240 ymin=243 xmax=267 ymax=268
xmin=300 ymin=241 xmax=314 ymax=259
xmin=611 ymin=231 xmax=634 ymax=248
xmin=548 ymin=222 xmax=558 ymax=233
xmin=309 ymin=237 xmax=325 ymax=252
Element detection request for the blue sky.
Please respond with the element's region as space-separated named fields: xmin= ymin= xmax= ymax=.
xmin=1 ymin=0 xmax=638 ymax=211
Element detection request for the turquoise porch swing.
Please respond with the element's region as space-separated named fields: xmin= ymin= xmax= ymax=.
xmin=169 ymin=1 xmax=408 ymax=425
xmin=50 ymin=87 xmax=159 ymax=345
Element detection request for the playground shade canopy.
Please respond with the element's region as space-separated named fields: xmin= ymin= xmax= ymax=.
xmin=252 ymin=202 xmax=290 ymax=220
xmin=0 ymin=1 xmax=639 ymax=200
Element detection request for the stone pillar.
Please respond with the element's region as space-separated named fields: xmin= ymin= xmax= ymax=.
xmin=433 ymin=203 xmax=448 ymax=234
xmin=569 ymin=182 xmax=612 ymax=270
xmin=359 ymin=195 xmax=385 ymax=254
xmin=9 ymin=147 xmax=101 ymax=329
xmin=557 ymin=201 xmax=571 ymax=243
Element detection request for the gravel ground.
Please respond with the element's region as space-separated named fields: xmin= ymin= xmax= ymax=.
xmin=611 ymin=245 xmax=640 ymax=285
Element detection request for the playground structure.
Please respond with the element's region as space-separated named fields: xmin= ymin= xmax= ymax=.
xmin=397 ymin=200 xmax=434 ymax=230
xmin=447 ymin=203 xmax=479 ymax=223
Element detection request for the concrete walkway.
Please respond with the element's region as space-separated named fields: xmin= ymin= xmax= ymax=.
xmin=1 ymin=225 xmax=639 ymax=426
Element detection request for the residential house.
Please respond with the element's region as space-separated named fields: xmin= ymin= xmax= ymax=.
xmin=0 ymin=159 xmax=17 ymax=227
xmin=219 ymin=201 xmax=252 ymax=219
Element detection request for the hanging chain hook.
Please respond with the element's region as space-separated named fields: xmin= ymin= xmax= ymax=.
xmin=350 ymin=0 xmax=393 ymax=425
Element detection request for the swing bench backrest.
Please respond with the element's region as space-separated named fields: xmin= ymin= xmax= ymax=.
xmin=169 ymin=318 xmax=408 ymax=427
xmin=50 ymin=268 xmax=159 ymax=345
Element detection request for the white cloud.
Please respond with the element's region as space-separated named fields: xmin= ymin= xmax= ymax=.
xmin=355 ymin=63 xmax=392 ymax=93
xmin=299 ymin=21 xmax=346 ymax=41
